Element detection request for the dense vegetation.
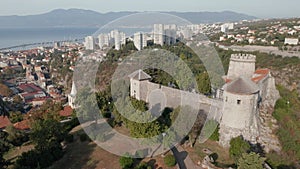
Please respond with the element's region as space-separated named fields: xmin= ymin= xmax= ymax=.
xmin=266 ymin=85 xmax=300 ymax=168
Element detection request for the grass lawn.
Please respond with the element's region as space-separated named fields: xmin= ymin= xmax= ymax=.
xmin=49 ymin=128 xmax=121 ymax=169
xmin=186 ymin=140 xmax=235 ymax=168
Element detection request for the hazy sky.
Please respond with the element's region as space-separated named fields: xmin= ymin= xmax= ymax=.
xmin=1 ymin=0 xmax=300 ymax=18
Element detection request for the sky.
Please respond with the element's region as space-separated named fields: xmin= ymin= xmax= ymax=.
xmin=1 ymin=0 xmax=300 ymax=18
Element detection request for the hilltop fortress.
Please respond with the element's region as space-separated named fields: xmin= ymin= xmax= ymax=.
xmin=129 ymin=53 xmax=281 ymax=152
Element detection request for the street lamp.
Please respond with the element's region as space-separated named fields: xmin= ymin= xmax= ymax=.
xmin=161 ymin=132 xmax=167 ymax=157
xmin=287 ymin=100 xmax=290 ymax=114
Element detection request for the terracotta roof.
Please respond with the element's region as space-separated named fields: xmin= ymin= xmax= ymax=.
xmin=0 ymin=116 xmax=12 ymax=129
xmin=14 ymin=120 xmax=30 ymax=130
xmin=18 ymin=83 xmax=43 ymax=93
xmin=225 ymin=76 xmax=259 ymax=95
xmin=252 ymin=69 xmax=270 ymax=83
xmin=254 ymin=69 xmax=270 ymax=75
xmin=128 ymin=69 xmax=151 ymax=81
xmin=60 ymin=106 xmax=73 ymax=117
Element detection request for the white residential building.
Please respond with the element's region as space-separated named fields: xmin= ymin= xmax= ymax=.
xmin=98 ymin=34 xmax=110 ymax=49
xmin=154 ymin=24 xmax=164 ymax=46
xmin=284 ymin=38 xmax=299 ymax=45
xmin=134 ymin=32 xmax=147 ymax=51
xmin=153 ymin=24 xmax=177 ymax=46
xmin=111 ymin=30 xmax=126 ymax=50
xmin=84 ymin=36 xmax=96 ymax=50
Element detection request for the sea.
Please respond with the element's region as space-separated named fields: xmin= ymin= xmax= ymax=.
xmin=0 ymin=27 xmax=152 ymax=50
xmin=0 ymin=27 xmax=98 ymax=50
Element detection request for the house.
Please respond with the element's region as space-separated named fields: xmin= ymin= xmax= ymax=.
xmin=14 ymin=120 xmax=30 ymax=131
xmin=59 ymin=106 xmax=73 ymax=117
xmin=284 ymin=38 xmax=299 ymax=45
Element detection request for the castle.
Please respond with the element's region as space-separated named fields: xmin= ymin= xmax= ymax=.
xmin=218 ymin=54 xmax=280 ymax=151
xmin=129 ymin=53 xmax=281 ymax=152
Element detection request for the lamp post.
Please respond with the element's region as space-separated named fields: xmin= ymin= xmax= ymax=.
xmin=161 ymin=132 xmax=166 ymax=157
xmin=287 ymin=100 xmax=290 ymax=114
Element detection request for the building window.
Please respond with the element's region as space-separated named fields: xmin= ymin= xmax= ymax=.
xmin=225 ymin=97 xmax=228 ymax=102
xmin=237 ymin=99 xmax=241 ymax=105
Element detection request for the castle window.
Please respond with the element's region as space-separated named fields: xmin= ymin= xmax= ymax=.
xmin=237 ymin=99 xmax=241 ymax=105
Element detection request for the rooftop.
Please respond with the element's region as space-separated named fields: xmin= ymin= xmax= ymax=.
xmin=128 ymin=69 xmax=151 ymax=81
xmin=60 ymin=106 xmax=73 ymax=117
xmin=225 ymin=76 xmax=260 ymax=95
xmin=0 ymin=116 xmax=11 ymax=129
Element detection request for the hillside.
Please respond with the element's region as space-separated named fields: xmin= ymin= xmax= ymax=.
xmin=0 ymin=9 xmax=257 ymax=28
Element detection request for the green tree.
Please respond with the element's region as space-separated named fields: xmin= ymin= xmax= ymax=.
xmin=229 ymin=136 xmax=251 ymax=162
xmin=30 ymin=119 xmax=66 ymax=151
xmin=6 ymin=125 xmax=28 ymax=146
xmin=237 ymin=152 xmax=266 ymax=169
xmin=9 ymin=111 xmax=23 ymax=123
xmin=196 ymin=72 xmax=211 ymax=94
xmin=0 ymin=131 xmax=9 ymax=168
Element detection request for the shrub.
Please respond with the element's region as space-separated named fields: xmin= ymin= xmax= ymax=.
xmin=65 ymin=134 xmax=74 ymax=143
xmin=119 ymin=155 xmax=134 ymax=169
xmin=164 ymin=154 xmax=176 ymax=167
xmin=229 ymin=136 xmax=251 ymax=161
xmin=238 ymin=152 xmax=265 ymax=169
xmin=102 ymin=112 xmax=111 ymax=118
xmin=79 ymin=133 xmax=88 ymax=142
xmin=134 ymin=162 xmax=150 ymax=169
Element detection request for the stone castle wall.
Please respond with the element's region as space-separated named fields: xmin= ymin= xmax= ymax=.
xmin=227 ymin=54 xmax=256 ymax=80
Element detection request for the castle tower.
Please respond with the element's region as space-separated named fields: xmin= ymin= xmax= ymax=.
xmin=219 ymin=76 xmax=261 ymax=147
xmin=227 ymin=54 xmax=256 ymax=80
xmin=68 ymin=81 xmax=77 ymax=109
xmin=128 ymin=70 xmax=151 ymax=100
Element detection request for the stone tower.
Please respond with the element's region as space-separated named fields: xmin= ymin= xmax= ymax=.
xmin=219 ymin=76 xmax=260 ymax=147
xmin=227 ymin=54 xmax=256 ymax=80
xmin=128 ymin=70 xmax=151 ymax=100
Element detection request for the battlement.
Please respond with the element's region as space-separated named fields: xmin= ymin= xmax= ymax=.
xmin=230 ymin=53 xmax=256 ymax=62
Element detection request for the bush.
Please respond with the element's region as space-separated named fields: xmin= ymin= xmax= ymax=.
xmin=65 ymin=134 xmax=74 ymax=143
xmin=164 ymin=154 xmax=176 ymax=167
xmin=134 ymin=162 xmax=151 ymax=169
xmin=229 ymin=136 xmax=251 ymax=162
xmin=14 ymin=144 xmax=63 ymax=169
xmin=102 ymin=112 xmax=111 ymax=118
xmin=79 ymin=133 xmax=88 ymax=142
xmin=237 ymin=152 xmax=265 ymax=169
xmin=119 ymin=155 xmax=134 ymax=169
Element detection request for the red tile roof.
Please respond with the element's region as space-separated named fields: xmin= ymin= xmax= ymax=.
xmin=18 ymin=83 xmax=43 ymax=93
xmin=60 ymin=106 xmax=73 ymax=117
xmin=0 ymin=116 xmax=12 ymax=129
xmin=14 ymin=120 xmax=30 ymax=130
xmin=252 ymin=69 xmax=270 ymax=83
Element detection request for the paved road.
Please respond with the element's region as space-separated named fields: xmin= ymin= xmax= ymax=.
xmin=171 ymin=146 xmax=203 ymax=169
xmin=220 ymin=45 xmax=300 ymax=58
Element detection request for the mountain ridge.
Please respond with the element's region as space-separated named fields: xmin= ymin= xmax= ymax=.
xmin=0 ymin=9 xmax=257 ymax=28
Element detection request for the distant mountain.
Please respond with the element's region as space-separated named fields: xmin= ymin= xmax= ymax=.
xmin=0 ymin=9 xmax=257 ymax=28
